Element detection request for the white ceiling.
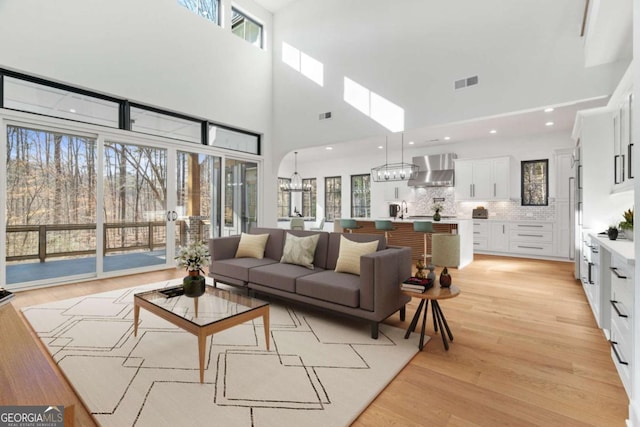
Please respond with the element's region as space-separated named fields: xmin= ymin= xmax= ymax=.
xmin=254 ymin=0 xmax=298 ymax=13
xmin=291 ymin=96 xmax=610 ymax=161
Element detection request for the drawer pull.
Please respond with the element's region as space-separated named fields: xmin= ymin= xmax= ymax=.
xmin=610 ymin=300 xmax=628 ymax=318
xmin=517 ymin=245 xmax=543 ymax=250
xmin=517 ymin=234 xmax=544 ymax=237
xmin=610 ymin=267 xmax=628 ymax=279
xmin=517 ymin=224 xmax=544 ymax=228
xmin=610 ymin=341 xmax=629 ymax=365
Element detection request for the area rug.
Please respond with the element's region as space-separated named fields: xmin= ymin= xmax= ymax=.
xmin=22 ymin=280 xmax=422 ymax=427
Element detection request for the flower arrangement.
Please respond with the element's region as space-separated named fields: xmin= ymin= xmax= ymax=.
xmin=432 ymin=203 xmax=443 ymax=214
xmin=175 ymin=241 xmax=211 ymax=274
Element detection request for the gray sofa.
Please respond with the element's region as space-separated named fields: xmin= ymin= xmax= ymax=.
xmin=208 ymin=227 xmax=412 ymax=338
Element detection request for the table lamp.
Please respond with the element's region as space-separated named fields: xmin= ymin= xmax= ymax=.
xmin=431 ymin=234 xmax=460 ymax=288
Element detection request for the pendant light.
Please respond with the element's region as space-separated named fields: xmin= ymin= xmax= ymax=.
xmin=371 ymin=133 xmax=419 ymax=182
xmin=280 ymin=151 xmax=311 ymax=192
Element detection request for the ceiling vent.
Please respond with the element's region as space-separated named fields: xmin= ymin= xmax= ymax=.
xmin=318 ymin=112 xmax=332 ymax=120
xmin=454 ymin=75 xmax=479 ymax=90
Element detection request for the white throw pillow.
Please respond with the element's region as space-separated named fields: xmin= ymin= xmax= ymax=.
xmin=334 ymin=236 xmax=378 ymax=276
xmin=280 ymin=233 xmax=320 ymax=269
xmin=235 ymin=233 xmax=269 ymax=259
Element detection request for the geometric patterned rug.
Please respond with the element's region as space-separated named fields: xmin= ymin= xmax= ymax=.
xmin=22 ymin=279 xmax=421 ymax=427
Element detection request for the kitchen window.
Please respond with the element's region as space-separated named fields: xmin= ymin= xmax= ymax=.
xmin=521 ymin=159 xmax=548 ymax=206
xmin=351 ymin=174 xmax=371 ymax=218
xmin=325 ymin=176 xmax=342 ymax=221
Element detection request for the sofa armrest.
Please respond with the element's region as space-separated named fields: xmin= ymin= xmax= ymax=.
xmin=209 ymin=236 xmax=241 ymax=261
xmin=359 ymin=246 xmax=412 ymax=314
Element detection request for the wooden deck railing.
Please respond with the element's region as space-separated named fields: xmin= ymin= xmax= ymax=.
xmin=6 ymin=222 xmax=168 ymax=263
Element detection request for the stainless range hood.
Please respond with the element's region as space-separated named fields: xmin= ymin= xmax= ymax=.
xmin=407 ymin=153 xmax=457 ymax=187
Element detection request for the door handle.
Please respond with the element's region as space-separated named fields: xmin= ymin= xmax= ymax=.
xmin=172 ymin=211 xmax=178 ymax=221
xmin=610 ymin=267 xmax=628 ymax=279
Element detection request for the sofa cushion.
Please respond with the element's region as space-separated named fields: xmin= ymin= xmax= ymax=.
xmin=334 ymin=236 xmax=378 ymax=276
xmin=280 ymin=232 xmax=320 ymax=269
xmin=296 ymin=270 xmax=360 ymax=308
xmin=211 ymin=257 xmax=277 ymax=282
xmin=326 ymin=233 xmax=386 ymax=270
xmin=249 ymin=263 xmax=323 ymax=293
xmin=235 ymin=233 xmax=269 ymax=259
xmin=285 ymin=230 xmax=329 ymax=269
xmin=249 ymin=227 xmax=286 ymax=260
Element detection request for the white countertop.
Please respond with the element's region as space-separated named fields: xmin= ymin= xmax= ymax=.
xmin=362 ymin=218 xmax=472 ymax=224
xmin=590 ymin=233 xmax=635 ymax=265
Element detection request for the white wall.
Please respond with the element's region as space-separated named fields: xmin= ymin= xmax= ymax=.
xmin=271 ymin=0 xmax=627 ymax=164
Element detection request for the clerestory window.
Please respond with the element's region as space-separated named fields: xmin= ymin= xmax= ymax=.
xmin=178 ymin=0 xmax=220 ymax=25
xmin=232 ymin=8 xmax=263 ymax=48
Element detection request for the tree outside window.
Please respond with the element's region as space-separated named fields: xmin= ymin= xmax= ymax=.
xmin=325 ymin=176 xmax=341 ymax=221
xmin=351 ymin=174 xmax=371 ymax=218
xmin=302 ymin=178 xmax=316 ymax=218
xmin=521 ymin=159 xmax=548 ymax=206
xmin=277 ymin=178 xmax=291 ymax=217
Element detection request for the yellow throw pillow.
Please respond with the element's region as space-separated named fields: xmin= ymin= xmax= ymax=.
xmin=235 ymin=233 xmax=269 ymax=259
xmin=335 ymin=236 xmax=378 ymax=276
xmin=280 ymin=232 xmax=320 ymax=269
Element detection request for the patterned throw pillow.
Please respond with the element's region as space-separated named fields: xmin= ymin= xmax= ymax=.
xmin=235 ymin=233 xmax=269 ymax=259
xmin=280 ymin=233 xmax=320 ymax=269
xmin=334 ymin=236 xmax=378 ymax=276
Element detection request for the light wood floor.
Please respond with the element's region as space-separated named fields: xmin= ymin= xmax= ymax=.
xmin=9 ymin=255 xmax=628 ymax=426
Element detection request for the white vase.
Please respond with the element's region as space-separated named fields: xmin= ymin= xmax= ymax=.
xmin=623 ymin=228 xmax=634 ymax=241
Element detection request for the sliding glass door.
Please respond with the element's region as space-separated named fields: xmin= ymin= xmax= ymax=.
xmin=5 ymin=125 xmax=98 ymax=286
xmin=224 ymin=159 xmax=258 ymax=235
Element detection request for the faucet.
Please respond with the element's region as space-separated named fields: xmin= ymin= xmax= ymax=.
xmin=400 ymin=200 xmax=408 ymax=220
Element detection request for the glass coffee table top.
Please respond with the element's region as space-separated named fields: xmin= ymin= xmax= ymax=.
xmin=134 ymin=284 xmax=269 ymax=327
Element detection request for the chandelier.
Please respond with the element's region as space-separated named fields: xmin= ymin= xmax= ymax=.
xmin=280 ymin=151 xmax=311 ymax=192
xmin=371 ymin=134 xmax=419 ymax=182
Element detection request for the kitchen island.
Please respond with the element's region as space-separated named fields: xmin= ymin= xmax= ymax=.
xmin=334 ymin=218 xmax=473 ymax=269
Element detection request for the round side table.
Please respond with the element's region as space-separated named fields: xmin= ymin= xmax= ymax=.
xmin=402 ymin=284 xmax=460 ymax=350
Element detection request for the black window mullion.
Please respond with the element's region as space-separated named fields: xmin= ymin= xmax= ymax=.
xmin=120 ymin=100 xmax=131 ymax=130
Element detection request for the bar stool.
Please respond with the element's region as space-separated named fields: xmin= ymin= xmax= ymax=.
xmin=375 ymin=220 xmax=395 ymax=244
xmin=413 ymin=221 xmax=434 ymax=264
xmin=340 ymin=219 xmax=362 ymax=233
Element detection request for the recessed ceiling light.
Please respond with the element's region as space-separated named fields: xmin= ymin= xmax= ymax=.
xmin=544 ymin=107 xmax=554 ymax=113
xmin=444 ymin=136 xmax=451 ymax=141
xmin=69 ymin=108 xmax=76 ymax=113
xmin=545 ymin=121 xmax=554 ymax=126
xmin=408 ymin=141 xmax=414 ymax=145
xmin=325 ymin=146 xmax=333 ymax=150
xmin=489 ymin=129 xmax=497 ymax=134
xmin=378 ymin=145 xmax=384 ymax=149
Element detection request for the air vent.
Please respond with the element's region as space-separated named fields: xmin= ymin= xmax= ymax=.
xmin=318 ymin=112 xmax=332 ymax=120
xmin=454 ymin=75 xmax=479 ymax=90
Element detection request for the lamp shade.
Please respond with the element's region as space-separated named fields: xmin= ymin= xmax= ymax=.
xmin=431 ymin=234 xmax=460 ymax=267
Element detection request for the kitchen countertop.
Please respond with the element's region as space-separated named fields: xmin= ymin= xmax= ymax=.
xmin=590 ymin=233 xmax=635 ymax=265
xmin=363 ymin=218 xmax=472 ymax=224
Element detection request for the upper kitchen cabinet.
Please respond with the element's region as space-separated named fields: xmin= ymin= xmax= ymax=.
xmin=454 ymin=157 xmax=510 ymax=201
xmin=609 ymin=63 xmax=633 ymax=193
xmin=383 ymin=182 xmax=413 ymax=201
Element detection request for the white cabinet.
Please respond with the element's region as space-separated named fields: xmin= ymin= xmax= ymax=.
xmin=508 ymin=222 xmax=554 ymax=257
xmin=454 ymin=157 xmax=510 ymax=201
xmin=609 ymin=252 xmax=634 ymax=397
xmin=489 ymin=222 xmax=509 ymax=252
xmin=383 ymin=182 xmax=412 ymax=201
xmin=472 ymin=221 xmax=489 ymax=250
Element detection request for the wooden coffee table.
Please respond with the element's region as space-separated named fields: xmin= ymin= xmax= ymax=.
xmin=402 ymin=284 xmax=460 ymax=351
xmin=134 ymin=284 xmax=270 ymax=383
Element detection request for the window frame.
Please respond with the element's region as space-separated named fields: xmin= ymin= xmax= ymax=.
xmin=302 ymin=178 xmax=317 ymax=219
xmin=350 ymin=174 xmax=371 ymax=218
xmin=324 ymin=176 xmax=342 ymax=221
xmin=231 ymin=7 xmax=264 ymax=48
xmin=177 ymin=0 xmax=220 ymax=25
xmin=521 ymin=159 xmax=549 ymax=206
xmin=277 ymin=177 xmax=292 ymax=218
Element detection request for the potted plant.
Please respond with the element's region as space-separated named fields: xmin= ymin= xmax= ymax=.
xmin=607 ymin=226 xmax=619 ymax=241
xmin=619 ymin=208 xmax=634 ymax=241
xmin=175 ymin=241 xmax=211 ymax=297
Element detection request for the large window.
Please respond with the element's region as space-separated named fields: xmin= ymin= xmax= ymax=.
xmin=325 ymin=177 xmax=342 ymax=221
xmin=209 ymin=125 xmax=260 ymax=155
xmin=521 ymin=159 xmax=549 ymax=206
xmin=351 ymin=174 xmax=371 ymax=218
xmin=232 ymin=8 xmax=263 ymax=48
xmin=302 ymin=178 xmax=317 ymax=218
xmin=278 ymin=178 xmax=291 ymax=218
xmin=178 ymin=0 xmax=219 ymax=24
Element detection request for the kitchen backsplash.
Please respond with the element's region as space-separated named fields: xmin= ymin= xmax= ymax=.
xmin=413 ymin=187 xmax=556 ymax=221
